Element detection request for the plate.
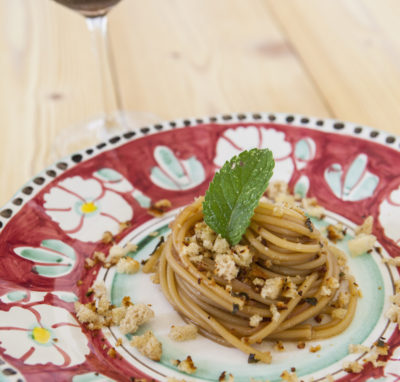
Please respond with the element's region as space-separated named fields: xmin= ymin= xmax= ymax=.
xmin=0 ymin=112 xmax=399 ymax=382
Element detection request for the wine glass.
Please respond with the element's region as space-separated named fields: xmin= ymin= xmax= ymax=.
xmin=51 ymin=0 xmax=159 ymax=157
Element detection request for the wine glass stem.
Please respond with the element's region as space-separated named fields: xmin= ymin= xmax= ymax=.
xmin=85 ymin=15 xmax=122 ymax=130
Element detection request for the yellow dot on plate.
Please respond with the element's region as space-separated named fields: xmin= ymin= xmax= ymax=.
xmin=32 ymin=327 xmax=51 ymax=344
xmin=81 ymin=201 xmax=97 ymax=214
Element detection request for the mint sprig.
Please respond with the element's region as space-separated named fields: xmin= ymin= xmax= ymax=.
xmin=203 ymin=148 xmax=275 ymax=246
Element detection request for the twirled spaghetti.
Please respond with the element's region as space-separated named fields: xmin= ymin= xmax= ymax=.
xmin=152 ymin=196 xmax=358 ymax=363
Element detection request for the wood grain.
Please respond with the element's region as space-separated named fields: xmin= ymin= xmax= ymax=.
xmin=0 ymin=0 xmax=399 ymax=206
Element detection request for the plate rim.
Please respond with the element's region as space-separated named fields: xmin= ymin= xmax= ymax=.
xmin=1 ymin=111 xmax=399 ymax=233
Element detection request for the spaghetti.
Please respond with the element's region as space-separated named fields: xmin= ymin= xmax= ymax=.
xmin=152 ymin=195 xmax=358 ymax=363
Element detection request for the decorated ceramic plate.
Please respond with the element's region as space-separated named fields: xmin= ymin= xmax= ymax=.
xmin=0 ymin=113 xmax=399 ymax=382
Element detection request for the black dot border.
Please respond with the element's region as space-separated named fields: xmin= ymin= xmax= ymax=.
xmin=0 ymin=112 xmax=398 ymax=232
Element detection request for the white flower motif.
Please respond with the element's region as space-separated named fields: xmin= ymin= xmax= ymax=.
xmin=44 ymin=176 xmax=133 ymax=242
xmin=214 ymin=126 xmax=294 ymax=182
xmin=0 ymin=304 xmax=89 ymax=367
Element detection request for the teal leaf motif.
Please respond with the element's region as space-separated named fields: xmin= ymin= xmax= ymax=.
xmin=324 ymin=154 xmax=379 ymax=201
xmin=150 ymin=146 xmax=205 ymax=190
xmin=95 ymin=168 xmax=123 ymax=182
xmin=294 ymin=175 xmax=310 ymax=198
xmin=14 ymin=240 xmax=76 ymax=278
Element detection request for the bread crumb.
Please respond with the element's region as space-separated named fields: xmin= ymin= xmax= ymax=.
xmin=116 ymin=257 xmax=140 ymax=274
xmin=382 ymin=257 xmax=400 ymax=267
xmin=270 ymin=304 xmax=280 ymax=322
xmin=297 ymin=341 xmax=306 ymax=349
xmin=331 ymin=308 xmax=347 ymax=319
xmin=343 ymin=360 xmax=363 ymax=373
xmin=75 ymin=302 xmax=101 ymax=324
xmin=355 ymin=216 xmax=374 ymax=235
xmin=274 ymin=341 xmax=285 ymax=352
xmin=348 ymin=234 xmax=376 ymax=257
xmin=182 ymin=242 xmax=201 ymax=257
xmin=326 ymin=224 xmax=344 ymax=242
xmin=93 ymin=251 xmax=106 ymax=263
xmin=168 ymin=324 xmax=198 ymax=342
xmin=301 ymin=197 xmax=325 ymax=219
xmin=102 ymin=231 xmax=114 ymax=244
xmin=261 ymin=277 xmax=283 ymax=299
xmin=249 ymin=314 xmax=263 ymax=328
xmin=281 ymin=278 xmax=298 ymax=299
xmin=131 ymin=330 xmax=162 ymax=361
xmin=309 ymin=345 xmax=321 ymax=353
xmin=107 ymin=347 xmax=117 ymax=358
xmin=215 ymin=254 xmax=238 ymax=281
xmin=111 ymin=306 xmax=127 ymax=325
xmin=119 ymin=304 xmax=155 ymax=334
xmin=349 ymin=344 xmax=369 ymax=353
xmin=212 ymin=236 xmax=230 ymax=254
xmin=253 ymin=278 xmax=265 ymax=286
xmin=280 ymin=370 xmax=299 ymax=382
xmin=172 ymin=355 xmax=197 ymax=374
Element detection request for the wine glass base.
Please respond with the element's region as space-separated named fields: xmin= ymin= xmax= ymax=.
xmin=51 ymin=110 xmax=161 ymax=161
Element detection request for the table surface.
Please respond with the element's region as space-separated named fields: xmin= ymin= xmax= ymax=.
xmin=1 ymin=0 xmax=400 ymax=206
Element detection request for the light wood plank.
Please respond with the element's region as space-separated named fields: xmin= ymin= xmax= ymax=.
xmin=267 ymin=0 xmax=400 ymax=134
xmin=0 ymin=0 xmax=329 ymax=206
xmin=111 ymin=0 xmax=329 ymax=119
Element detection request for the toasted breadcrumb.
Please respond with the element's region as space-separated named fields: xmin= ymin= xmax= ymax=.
xmin=107 ymin=347 xmax=117 ymax=358
xmin=348 ymin=234 xmax=376 ymax=257
xmin=102 ymin=231 xmax=114 ymax=244
xmin=297 ymin=341 xmax=306 ymax=349
xmin=116 ymin=257 xmax=140 ymax=274
xmin=195 ymin=222 xmax=217 ymax=250
xmin=111 ymin=306 xmax=127 ymax=325
xmin=301 ymin=197 xmax=325 ymax=219
xmin=309 ymin=345 xmax=321 ymax=353
xmin=261 ymin=277 xmax=283 ymax=299
xmin=274 ymin=341 xmax=285 ymax=352
xmin=331 ymin=308 xmax=347 ymax=319
xmin=282 ymin=278 xmax=298 ymax=299
xmin=168 ymin=324 xmax=198 ymax=342
xmin=213 ymin=235 xmax=230 ymax=254
xmin=355 ymin=216 xmax=374 ymax=235
xmin=249 ymin=314 xmax=263 ymax=328
xmin=253 ymin=277 xmax=265 ymax=286
xmin=343 ymin=360 xmax=363 ymax=373
xmin=167 ymin=378 xmax=186 ymax=382
xmin=280 ymin=370 xmax=299 ymax=382
xmin=182 ymin=242 xmax=201 ymax=257
xmin=382 ymin=257 xmax=400 ymax=267
xmin=131 ymin=330 xmax=162 ymax=361
xmin=336 ymin=292 xmax=350 ymax=308
xmin=215 ymin=254 xmax=239 ymax=281
xmin=349 ymin=344 xmax=369 ymax=354
xmin=232 ymin=245 xmax=253 ymax=267
xmin=172 ymin=355 xmax=197 ymax=374
xmin=85 ymin=258 xmax=95 ymax=268
xmin=75 ymin=302 xmax=101 ymax=324
xmin=119 ymin=304 xmax=155 ymax=334
xmin=93 ymin=280 xmax=107 ymax=297
xmin=270 ymin=304 xmax=280 ymax=322
xmin=93 ymin=251 xmax=106 ymax=263
xmin=326 ymin=224 xmax=344 ymax=242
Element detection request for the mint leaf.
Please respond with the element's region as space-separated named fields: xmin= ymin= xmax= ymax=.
xmin=203 ymin=148 xmax=275 ymax=246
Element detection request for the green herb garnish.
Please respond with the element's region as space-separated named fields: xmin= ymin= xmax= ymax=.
xmin=203 ymin=148 xmax=275 ymax=246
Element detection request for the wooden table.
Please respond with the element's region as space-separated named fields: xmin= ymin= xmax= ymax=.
xmin=1 ymin=0 xmax=400 ymax=206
